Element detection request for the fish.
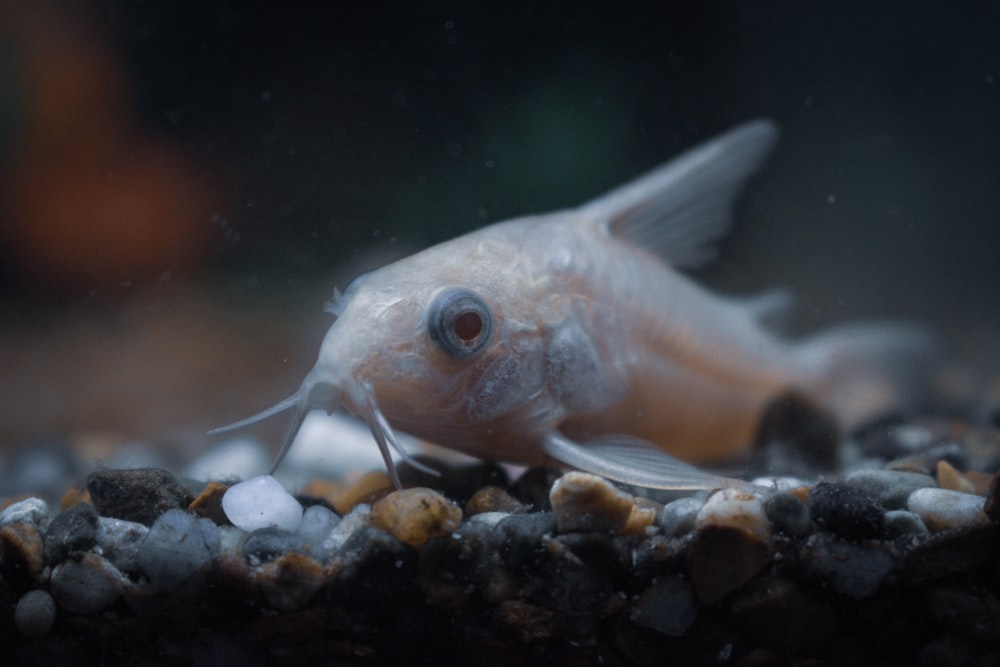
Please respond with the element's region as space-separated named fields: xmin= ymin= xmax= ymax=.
xmin=211 ymin=119 xmax=941 ymax=490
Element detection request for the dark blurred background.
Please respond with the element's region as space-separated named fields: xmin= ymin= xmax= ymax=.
xmin=0 ymin=1 xmax=997 ymax=459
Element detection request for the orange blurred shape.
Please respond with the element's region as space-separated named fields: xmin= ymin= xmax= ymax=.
xmin=3 ymin=140 xmax=215 ymax=288
xmin=1 ymin=0 xmax=220 ymax=291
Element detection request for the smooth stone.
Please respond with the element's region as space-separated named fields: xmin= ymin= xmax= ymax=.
xmin=242 ymin=527 xmax=300 ymax=564
xmin=15 ymin=589 xmax=57 ymax=638
xmin=44 ymin=502 xmax=98 ymax=563
xmin=0 ymin=497 xmax=50 ymax=528
xmin=657 ymin=497 xmax=704 ymax=537
xmin=295 ymin=504 xmax=341 ymax=561
xmin=465 ymin=486 xmax=525 ymax=516
xmin=690 ymin=488 xmax=772 ymax=606
xmin=370 ymin=487 xmax=463 ymax=548
xmin=631 ymin=574 xmax=697 ymax=637
xmin=809 ymin=481 xmax=885 ymax=540
xmin=87 ymin=468 xmax=194 ymax=526
xmin=0 ymin=521 xmax=45 ymax=580
xmin=883 ymin=509 xmax=930 ymax=548
xmin=844 ymin=469 xmax=936 ymax=510
xmin=222 ymin=475 xmax=304 ymax=532
xmin=549 ymin=472 xmax=633 ymax=533
xmin=94 ymin=516 xmax=149 ymax=575
xmin=187 ymin=481 xmax=231 ymax=525
xmin=764 ymin=492 xmax=812 ymax=537
xmin=797 ymin=534 xmax=892 ymax=599
xmin=138 ymin=509 xmax=221 ymax=587
xmin=321 ymin=504 xmax=372 ymax=555
xmin=254 ymin=551 xmax=325 ymax=612
xmin=936 ymin=460 xmax=976 ymax=494
xmin=50 ymin=552 xmax=127 ymax=614
xmin=907 ymin=488 xmax=988 ymax=531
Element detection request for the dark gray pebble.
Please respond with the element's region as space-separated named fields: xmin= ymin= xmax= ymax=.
xmin=630 ymin=574 xmax=696 ymax=637
xmin=419 ymin=520 xmax=496 ymax=609
xmin=243 ymin=527 xmax=301 ymax=564
xmin=729 ymin=575 xmax=838 ymax=653
xmin=927 ymin=585 xmax=1000 ymax=643
xmin=809 ymin=481 xmax=885 ymax=540
xmin=95 ymin=516 xmax=149 ymax=575
xmin=883 ymin=510 xmax=930 ymax=549
xmin=796 ymin=533 xmax=893 ymax=599
xmin=88 ymin=468 xmax=194 ymax=526
xmin=763 ymin=491 xmax=812 ymax=536
xmin=44 ymin=502 xmax=98 ymax=563
xmin=50 ymin=552 xmax=126 ymax=614
xmin=656 ymin=497 xmax=703 ymax=537
xmin=844 ymin=469 xmax=936 ymax=509
xmin=14 ymin=589 xmax=56 ymax=639
xmin=496 ymin=511 xmax=556 ymax=571
xmin=138 ymin=509 xmax=221 ymax=587
xmin=894 ymin=524 xmax=1000 ymax=586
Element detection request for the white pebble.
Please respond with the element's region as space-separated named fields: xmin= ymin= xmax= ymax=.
xmin=0 ymin=497 xmax=49 ymax=528
xmin=695 ymin=488 xmax=770 ymax=541
xmin=906 ymin=488 xmax=988 ymax=531
xmin=222 ymin=475 xmax=304 ymax=532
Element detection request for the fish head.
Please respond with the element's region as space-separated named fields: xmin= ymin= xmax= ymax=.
xmin=296 ymin=232 xmax=553 ymax=464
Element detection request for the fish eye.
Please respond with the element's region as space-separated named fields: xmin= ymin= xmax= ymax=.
xmin=427 ymin=288 xmax=492 ymax=359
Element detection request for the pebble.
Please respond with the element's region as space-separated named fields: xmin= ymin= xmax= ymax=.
xmin=138 ymin=509 xmax=221 ymax=587
xmin=295 ymin=504 xmax=341 ymax=560
xmin=797 ymin=534 xmax=893 ymax=599
xmin=254 ymin=551 xmax=326 ymax=612
xmin=883 ymin=510 xmax=930 ymax=547
xmin=907 ymin=488 xmax=988 ymax=531
xmin=0 ymin=497 xmax=50 ymax=528
xmin=330 ymin=471 xmax=394 ymax=515
xmin=242 ymin=527 xmax=298 ymax=564
xmin=15 ymin=589 xmax=57 ymax=638
xmin=657 ymin=497 xmax=704 ymax=537
xmin=321 ymin=503 xmax=372 ymax=554
xmin=844 ymin=469 xmax=936 ymax=509
xmin=95 ymin=516 xmax=149 ymax=574
xmin=222 ymin=475 xmax=304 ymax=532
xmin=50 ymin=552 xmax=127 ymax=614
xmin=43 ymin=501 xmax=98 ymax=563
xmin=690 ymin=488 xmax=772 ymax=605
xmin=936 ymin=460 xmax=976 ymax=494
xmin=187 ymin=481 xmax=231 ymax=525
xmin=630 ymin=574 xmax=697 ymax=637
xmin=549 ymin=472 xmax=633 ymax=533
xmin=763 ymin=491 xmax=812 ymax=537
xmin=87 ymin=468 xmax=194 ymax=526
xmin=465 ymin=485 xmax=525 ymax=515
xmin=809 ymin=481 xmax=884 ymax=540
xmin=370 ymin=487 xmax=463 ymax=548
xmin=0 ymin=521 xmax=45 ymax=581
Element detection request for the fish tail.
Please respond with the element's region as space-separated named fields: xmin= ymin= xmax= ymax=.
xmin=795 ymin=321 xmax=947 ymax=428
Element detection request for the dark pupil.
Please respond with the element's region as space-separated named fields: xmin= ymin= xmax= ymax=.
xmin=453 ymin=311 xmax=483 ymax=341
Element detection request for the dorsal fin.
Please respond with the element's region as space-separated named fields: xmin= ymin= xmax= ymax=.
xmin=580 ymin=119 xmax=778 ymax=268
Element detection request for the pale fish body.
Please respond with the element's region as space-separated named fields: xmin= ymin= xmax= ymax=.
xmin=215 ymin=120 xmax=939 ymax=489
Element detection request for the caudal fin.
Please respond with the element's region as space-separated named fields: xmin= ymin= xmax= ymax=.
xmin=796 ymin=322 xmax=946 ymax=429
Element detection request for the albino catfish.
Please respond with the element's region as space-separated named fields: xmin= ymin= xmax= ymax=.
xmin=212 ymin=120 xmax=939 ymax=489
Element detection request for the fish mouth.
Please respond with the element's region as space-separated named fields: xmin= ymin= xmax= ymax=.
xmin=209 ymin=371 xmax=436 ymax=488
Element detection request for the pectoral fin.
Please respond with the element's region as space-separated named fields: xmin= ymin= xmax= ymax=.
xmin=542 ymin=432 xmax=751 ymax=491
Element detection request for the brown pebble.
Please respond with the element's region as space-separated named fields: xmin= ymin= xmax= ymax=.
xmin=465 ymin=486 xmax=525 ymax=515
xmin=620 ymin=501 xmax=658 ymax=536
xmin=965 ymin=470 xmax=994 ymax=497
xmin=937 ymin=460 xmax=976 ymax=494
xmin=188 ymin=481 xmax=230 ymax=525
xmin=0 ymin=521 xmax=45 ymax=578
xmin=300 ymin=479 xmax=345 ymax=508
xmin=549 ymin=472 xmax=634 ymax=533
xmin=254 ymin=552 xmax=325 ymax=612
xmin=493 ymin=600 xmax=555 ymax=641
xmin=370 ymin=487 xmax=462 ymax=547
xmin=60 ymin=486 xmax=92 ymax=511
xmin=332 ymin=471 xmax=395 ymax=515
